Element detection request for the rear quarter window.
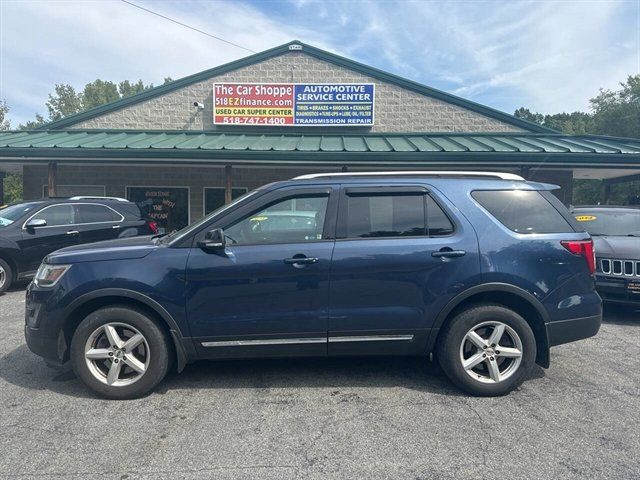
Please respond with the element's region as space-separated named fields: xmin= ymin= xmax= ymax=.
xmin=472 ymin=190 xmax=575 ymax=234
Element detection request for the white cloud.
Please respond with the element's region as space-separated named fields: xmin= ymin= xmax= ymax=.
xmin=1 ymin=0 xmax=638 ymax=126
xmin=0 ymin=0 xmax=330 ymax=125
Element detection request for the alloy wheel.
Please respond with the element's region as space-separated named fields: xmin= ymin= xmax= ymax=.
xmin=459 ymin=321 xmax=523 ymax=384
xmin=0 ymin=265 xmax=5 ymax=289
xmin=84 ymin=322 xmax=150 ymax=387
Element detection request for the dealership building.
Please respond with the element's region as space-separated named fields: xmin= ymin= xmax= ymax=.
xmin=1 ymin=41 xmax=639 ymax=232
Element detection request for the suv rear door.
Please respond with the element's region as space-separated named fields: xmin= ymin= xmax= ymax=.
xmin=75 ymin=203 xmax=124 ymax=244
xmin=328 ymin=184 xmax=480 ymax=355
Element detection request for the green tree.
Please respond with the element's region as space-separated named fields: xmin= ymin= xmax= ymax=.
xmin=42 ymin=79 xmax=156 ymax=122
xmin=118 ymin=79 xmax=149 ymax=98
xmin=46 ymin=84 xmax=83 ymax=121
xmin=82 ymin=79 xmax=120 ymax=110
xmin=514 ymin=107 xmax=543 ymax=125
xmin=18 ymin=114 xmax=45 ymax=131
xmin=515 ymin=75 xmax=640 ymax=205
xmin=590 ymin=75 xmax=640 ymax=138
xmin=0 ymin=100 xmax=10 ymax=130
xmin=2 ymin=172 xmax=23 ymax=204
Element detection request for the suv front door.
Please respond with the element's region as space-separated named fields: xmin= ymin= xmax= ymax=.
xmin=18 ymin=204 xmax=81 ymax=273
xmin=186 ymin=186 xmax=338 ymax=358
xmin=328 ymin=185 xmax=480 ymax=355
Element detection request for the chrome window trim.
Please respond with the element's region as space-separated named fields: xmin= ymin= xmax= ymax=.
xmin=328 ymin=335 xmax=415 ymax=343
xmin=21 ymin=202 xmax=124 ymax=230
xmin=201 ymin=334 xmax=415 ymax=347
xmin=201 ymin=337 xmax=326 ymax=347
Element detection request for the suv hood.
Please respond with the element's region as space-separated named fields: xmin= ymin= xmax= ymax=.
xmin=46 ymin=236 xmax=159 ymax=264
xmin=593 ymin=236 xmax=639 ymax=259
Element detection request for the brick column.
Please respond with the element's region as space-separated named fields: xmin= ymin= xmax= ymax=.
xmin=224 ymin=165 xmax=233 ymax=204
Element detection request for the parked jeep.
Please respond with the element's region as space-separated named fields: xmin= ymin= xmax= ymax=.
xmin=25 ymin=172 xmax=602 ymax=398
xmin=572 ymin=205 xmax=640 ymax=306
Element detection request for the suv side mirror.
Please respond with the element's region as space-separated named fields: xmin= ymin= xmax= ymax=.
xmin=25 ymin=218 xmax=47 ymax=230
xmin=198 ymin=228 xmax=226 ymax=251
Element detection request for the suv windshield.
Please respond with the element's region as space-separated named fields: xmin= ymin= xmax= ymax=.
xmin=574 ymin=209 xmax=640 ymax=236
xmin=161 ymin=189 xmax=260 ymax=245
xmin=0 ymin=202 xmax=41 ymax=227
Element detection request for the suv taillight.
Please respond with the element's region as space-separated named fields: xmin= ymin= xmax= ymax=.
xmin=561 ymin=239 xmax=595 ymax=274
xmin=147 ymin=221 xmax=159 ymax=234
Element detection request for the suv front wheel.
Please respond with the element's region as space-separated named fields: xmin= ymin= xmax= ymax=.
xmin=70 ymin=306 xmax=171 ymax=399
xmin=437 ymin=304 xmax=536 ymax=396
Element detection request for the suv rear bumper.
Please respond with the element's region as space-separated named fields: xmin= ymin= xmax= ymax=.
xmin=546 ymin=314 xmax=602 ymax=347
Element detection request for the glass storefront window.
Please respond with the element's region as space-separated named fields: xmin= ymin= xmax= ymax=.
xmin=126 ymin=186 xmax=189 ymax=234
xmin=204 ymin=187 xmax=248 ymax=215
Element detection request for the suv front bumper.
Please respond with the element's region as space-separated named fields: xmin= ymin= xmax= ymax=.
xmin=595 ymin=275 xmax=640 ymax=305
xmin=24 ymin=283 xmax=68 ymax=364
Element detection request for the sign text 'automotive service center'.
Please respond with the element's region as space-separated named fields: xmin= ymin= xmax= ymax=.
xmin=214 ymin=83 xmax=375 ymax=126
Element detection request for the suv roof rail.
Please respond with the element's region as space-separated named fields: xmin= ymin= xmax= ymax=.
xmin=68 ymin=196 xmax=129 ymax=202
xmin=293 ymin=171 xmax=525 ymax=181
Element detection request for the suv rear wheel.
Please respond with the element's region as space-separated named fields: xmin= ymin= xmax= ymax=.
xmin=437 ymin=304 xmax=536 ymax=396
xmin=0 ymin=258 xmax=13 ymax=293
xmin=70 ymin=306 xmax=170 ymax=399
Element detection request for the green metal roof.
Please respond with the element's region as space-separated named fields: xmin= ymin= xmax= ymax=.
xmin=1 ymin=130 xmax=639 ymax=168
xmin=37 ymin=41 xmax=553 ymax=134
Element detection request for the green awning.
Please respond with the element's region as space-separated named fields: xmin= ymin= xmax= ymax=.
xmin=0 ymin=130 xmax=639 ymax=168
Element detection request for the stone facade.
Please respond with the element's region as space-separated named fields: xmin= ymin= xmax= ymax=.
xmin=70 ymin=52 xmax=524 ymax=133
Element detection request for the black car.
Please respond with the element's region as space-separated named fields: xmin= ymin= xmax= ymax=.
xmin=573 ymin=205 xmax=640 ymax=306
xmin=0 ymin=196 xmax=157 ymax=292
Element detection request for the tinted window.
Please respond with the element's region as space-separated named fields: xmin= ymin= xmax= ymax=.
xmin=77 ymin=204 xmax=121 ymax=223
xmin=574 ymin=209 xmax=640 ymax=236
xmin=34 ymin=205 xmax=76 ymax=227
xmin=427 ymin=196 xmax=454 ymax=236
xmin=225 ymin=195 xmax=328 ymax=245
xmin=345 ymin=194 xmax=425 ymax=238
xmin=472 ymin=190 xmax=574 ymax=234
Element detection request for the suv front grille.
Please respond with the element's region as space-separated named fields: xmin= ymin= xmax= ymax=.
xmin=600 ymin=258 xmax=640 ymax=277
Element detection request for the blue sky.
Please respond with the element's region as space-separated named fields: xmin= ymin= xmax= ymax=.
xmin=1 ymin=0 xmax=638 ymax=127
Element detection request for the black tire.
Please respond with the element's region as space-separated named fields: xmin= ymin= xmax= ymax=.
xmin=0 ymin=258 xmax=13 ymax=293
xmin=70 ymin=306 xmax=171 ymax=399
xmin=436 ymin=304 xmax=536 ymax=396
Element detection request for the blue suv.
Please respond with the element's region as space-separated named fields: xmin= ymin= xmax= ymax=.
xmin=25 ymin=172 xmax=602 ymax=399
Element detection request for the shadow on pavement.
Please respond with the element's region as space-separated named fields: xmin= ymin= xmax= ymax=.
xmin=602 ymin=303 xmax=640 ymax=326
xmin=0 ymin=343 xmax=545 ymax=399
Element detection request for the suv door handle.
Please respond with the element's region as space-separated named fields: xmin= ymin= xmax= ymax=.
xmin=284 ymin=256 xmax=319 ymax=266
xmin=66 ymin=230 xmax=79 ymax=235
xmin=432 ymin=249 xmax=466 ymax=258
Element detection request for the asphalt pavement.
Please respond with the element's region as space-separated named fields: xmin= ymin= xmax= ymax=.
xmin=0 ymin=287 xmax=638 ymax=479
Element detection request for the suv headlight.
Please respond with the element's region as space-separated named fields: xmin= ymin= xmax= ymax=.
xmin=34 ymin=263 xmax=71 ymax=287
